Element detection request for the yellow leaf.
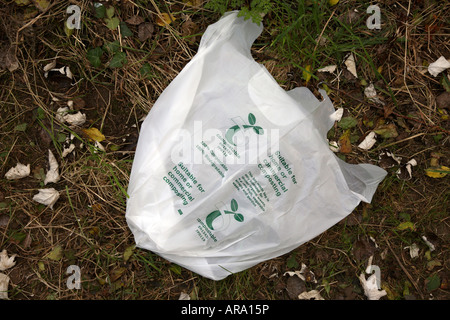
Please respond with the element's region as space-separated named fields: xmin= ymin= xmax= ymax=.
xmin=329 ymin=0 xmax=340 ymax=5
xmin=425 ymin=166 xmax=449 ymax=178
xmin=34 ymin=0 xmax=50 ymax=11
xmin=182 ymin=0 xmax=202 ymax=6
xmin=14 ymin=0 xmax=30 ymax=5
xmin=156 ymin=13 xmax=176 ymax=27
xmin=82 ymin=127 xmax=105 ymax=142
xmin=338 ymin=129 xmax=352 ymax=154
xmin=46 ymin=245 xmax=63 ymax=261
xmin=64 ymin=20 xmax=74 ymax=37
xmin=396 ymin=221 xmax=415 ymax=231
xmin=303 ymin=65 xmax=312 ymax=84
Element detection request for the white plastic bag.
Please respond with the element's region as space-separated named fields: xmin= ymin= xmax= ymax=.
xmin=126 ymin=11 xmax=387 ymax=281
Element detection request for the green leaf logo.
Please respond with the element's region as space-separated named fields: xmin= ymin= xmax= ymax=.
xmin=205 ymin=199 xmax=244 ymax=230
xmin=230 ymin=199 xmax=238 ymax=212
xmin=225 ymin=113 xmax=264 ymax=146
xmin=248 ymin=113 xmax=256 ymax=125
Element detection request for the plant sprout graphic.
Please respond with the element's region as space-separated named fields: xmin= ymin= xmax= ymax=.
xmin=225 ymin=113 xmax=264 ymax=146
xmin=205 ymin=199 xmax=244 ymax=230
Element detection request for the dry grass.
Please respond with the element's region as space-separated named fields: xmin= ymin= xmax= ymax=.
xmin=0 ymin=0 xmax=449 ymax=300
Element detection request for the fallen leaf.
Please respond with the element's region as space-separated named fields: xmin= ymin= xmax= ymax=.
xmin=317 ymin=65 xmax=337 ymax=73
xmin=181 ymin=20 xmax=199 ymax=45
xmin=428 ymin=56 xmax=450 ymax=77
xmin=425 ymin=166 xmax=449 ymax=178
xmin=286 ymin=275 xmax=306 ymax=299
xmin=95 ymin=141 xmax=106 ymax=152
xmin=43 ymin=60 xmax=56 ymax=72
xmin=33 ymin=0 xmax=50 ymax=11
xmin=364 ymin=83 xmax=385 ymax=105
xmin=330 ymin=108 xmax=344 ymax=122
xmin=179 ymin=292 xmax=191 ymax=300
xmin=436 ymin=92 xmax=450 ymax=109
xmin=110 ymin=267 xmax=126 ymax=282
xmin=0 ymin=250 xmax=16 ymax=271
xmin=283 ymin=263 xmax=317 ymax=283
xmin=302 ymin=65 xmax=312 ymax=84
xmin=344 ymin=53 xmax=357 ymax=78
xmin=427 ymin=260 xmax=441 ymax=271
xmin=123 ymin=245 xmax=135 ymax=262
xmin=66 ymin=112 xmax=86 ymax=126
xmin=338 ymin=129 xmax=352 ymax=154
xmin=82 ymin=127 xmax=105 ymax=142
xmin=14 ymin=0 xmax=30 ymax=5
xmin=396 ymin=221 xmax=416 ymax=231
xmin=44 ymin=65 xmax=73 ymax=80
xmin=0 ymin=214 xmax=9 ymax=227
xmin=14 ymin=123 xmax=27 ymax=132
xmin=298 ymin=290 xmax=324 ymax=300
xmin=352 ymin=239 xmax=376 ymax=262
xmin=183 ymin=0 xmax=203 ymax=6
xmin=338 ymin=116 xmax=358 ymax=129
xmin=33 ymin=188 xmax=60 ymax=210
xmin=358 ymin=131 xmax=377 ymax=150
xmin=44 ymin=149 xmax=60 ymax=185
xmin=378 ymin=149 xmax=401 ymax=169
xmin=138 ymin=22 xmax=154 ymax=42
xmin=0 ymin=46 xmax=19 ymax=72
xmin=46 ymin=245 xmax=63 ymax=261
xmin=0 ymin=273 xmax=10 ymax=300
xmin=156 ymin=13 xmax=176 ymax=26
xmin=396 ymin=159 xmax=417 ymax=180
xmin=125 ymin=15 xmax=145 ymax=25
xmin=422 ymin=235 xmax=436 ymax=252
xmin=373 ymin=123 xmax=398 ymax=138
xmin=62 ymin=143 xmax=76 ymax=158
xmin=404 ymin=243 xmax=419 ymax=259
xmin=5 ymin=163 xmax=30 ymax=180
xmin=359 ymin=272 xmax=387 ymax=300
xmin=426 ymin=274 xmax=441 ymax=292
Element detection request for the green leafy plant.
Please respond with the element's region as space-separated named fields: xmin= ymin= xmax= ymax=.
xmin=94 ymin=2 xmax=132 ymax=36
xmin=205 ymin=0 xmax=271 ymax=25
xmin=86 ymin=40 xmax=128 ymax=69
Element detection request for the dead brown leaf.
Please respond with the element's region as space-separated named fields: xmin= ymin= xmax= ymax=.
xmin=285 ymin=275 xmax=306 ymax=299
xmin=125 ymin=15 xmax=145 ymax=26
xmin=338 ymin=129 xmax=352 ymax=154
xmin=352 ymin=238 xmax=376 ymax=262
xmin=138 ymin=22 xmax=154 ymax=42
xmin=436 ymin=92 xmax=450 ymax=109
xmin=110 ymin=267 xmax=127 ymax=282
xmin=0 ymin=45 xmax=19 ymax=72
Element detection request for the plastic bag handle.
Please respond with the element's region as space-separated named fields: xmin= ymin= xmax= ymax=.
xmin=198 ymin=11 xmax=263 ymax=55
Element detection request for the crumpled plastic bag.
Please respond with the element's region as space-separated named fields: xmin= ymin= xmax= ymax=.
xmin=126 ymin=11 xmax=387 ymax=281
